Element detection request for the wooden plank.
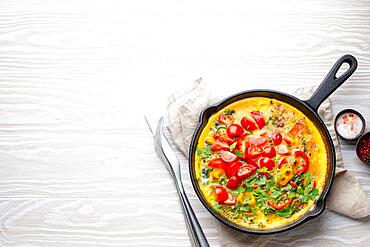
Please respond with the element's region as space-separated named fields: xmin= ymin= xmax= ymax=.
xmin=0 ymin=0 xmax=369 ymax=246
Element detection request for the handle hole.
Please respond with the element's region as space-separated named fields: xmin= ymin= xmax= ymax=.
xmin=335 ymin=62 xmax=350 ymax=79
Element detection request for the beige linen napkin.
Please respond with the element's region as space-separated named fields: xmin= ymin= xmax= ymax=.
xmin=166 ymin=78 xmax=370 ymax=246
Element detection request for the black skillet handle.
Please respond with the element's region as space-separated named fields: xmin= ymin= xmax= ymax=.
xmin=305 ymin=54 xmax=357 ymax=111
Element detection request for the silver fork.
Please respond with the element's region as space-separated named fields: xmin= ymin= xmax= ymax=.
xmin=145 ymin=116 xmax=209 ymax=247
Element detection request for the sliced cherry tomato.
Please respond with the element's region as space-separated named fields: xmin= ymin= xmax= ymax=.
xmin=259 ymin=171 xmax=270 ymax=179
xmin=294 ymin=151 xmax=309 ymax=175
xmin=246 ymin=158 xmax=258 ymax=168
xmin=248 ymin=136 xmax=268 ymax=146
xmin=226 ymin=161 xmax=242 ymax=177
xmin=211 ymin=141 xmax=229 ymax=151
xmin=263 ymin=146 xmax=276 ymax=158
xmin=283 ymin=135 xmax=291 ymax=145
xmin=214 ymin=185 xmax=229 ymax=203
xmin=251 ymin=112 xmax=266 ymax=129
xmin=235 ymin=134 xmax=249 ymax=159
xmin=218 ymin=113 xmax=234 ymax=125
xmin=246 ymin=145 xmax=263 ymax=159
xmin=236 ymin=164 xmax=257 ymax=180
xmin=220 ymin=150 xmax=238 ymax=163
xmin=218 ymin=135 xmax=235 ymax=145
xmin=208 ymin=158 xmax=227 ymax=170
xmin=290 ymin=181 xmax=297 ymax=187
xmin=213 ymin=133 xmax=221 ymax=140
xmin=259 ymin=157 xmax=275 ymax=170
xmin=289 ymin=119 xmax=306 ymax=136
xmin=271 ymin=132 xmax=282 ymax=145
xmin=279 ymin=157 xmax=288 ymax=168
xmin=310 ymin=179 xmax=316 ymax=192
xmin=241 ymin=116 xmax=258 ymax=131
xmin=223 ymin=194 xmax=236 ymax=206
xmin=226 ymin=176 xmax=241 ymax=189
xmin=226 ymin=124 xmax=244 ymax=137
xmin=268 ymin=198 xmax=292 ymax=210
xmin=277 ymin=144 xmax=289 ymax=155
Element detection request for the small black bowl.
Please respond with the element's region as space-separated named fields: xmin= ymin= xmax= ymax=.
xmin=356 ymin=132 xmax=370 ymax=165
xmin=334 ymin=109 xmax=366 ymax=142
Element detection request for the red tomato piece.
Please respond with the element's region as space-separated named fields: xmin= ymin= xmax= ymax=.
xmin=223 ymin=194 xmax=236 ymax=206
xmin=259 ymin=171 xmax=270 ymax=179
xmin=226 ymin=161 xmax=242 ymax=177
xmin=235 ymin=134 xmax=249 ymax=159
xmin=213 ymin=133 xmax=221 ymax=140
xmin=252 ymin=184 xmax=259 ymax=189
xmin=290 ymin=181 xmax=297 ymax=187
xmin=218 ymin=113 xmax=234 ymax=125
xmin=294 ymin=151 xmax=309 ymax=175
xmin=226 ymin=176 xmax=241 ymax=189
xmin=263 ymin=146 xmax=276 ymax=158
xmin=248 ymin=136 xmax=268 ymax=146
xmin=246 ymin=145 xmax=263 ymax=159
xmin=211 ymin=141 xmax=229 ymax=152
xmin=246 ymin=158 xmax=258 ymax=168
xmin=208 ymin=158 xmax=227 ymax=170
xmin=259 ymin=157 xmax=275 ymax=170
xmin=277 ymin=144 xmax=289 ymax=155
xmin=218 ymin=135 xmax=235 ymax=145
xmin=251 ymin=112 xmax=266 ymax=129
xmin=279 ymin=157 xmax=288 ymax=168
xmin=220 ymin=150 xmax=238 ymax=163
xmin=283 ymin=135 xmax=292 ymax=145
xmin=268 ymin=198 xmax=292 ymax=210
xmin=241 ymin=117 xmax=258 ymax=131
xmin=226 ymin=124 xmax=244 ymax=137
xmin=289 ymin=119 xmax=306 ymax=136
xmin=236 ymin=164 xmax=257 ymax=180
xmin=310 ymin=179 xmax=316 ymax=192
xmin=271 ymin=132 xmax=282 ymax=145
xmin=214 ymin=185 xmax=229 ymax=203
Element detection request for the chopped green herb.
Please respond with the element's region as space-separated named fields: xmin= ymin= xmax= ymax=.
xmin=236 ymin=185 xmax=245 ymax=193
xmin=223 ymin=109 xmax=235 ymax=115
xmin=287 ymin=192 xmax=296 ymax=198
xmin=196 ymin=145 xmax=212 ymax=160
xmin=213 ymin=202 xmax=222 ymax=210
xmin=201 ymin=167 xmax=210 ymax=178
xmin=309 ymin=188 xmax=319 ymax=201
xmin=256 ymin=176 xmax=267 ymax=186
xmin=235 ymin=150 xmax=243 ymax=157
xmin=258 ymin=167 xmax=268 ymax=173
xmin=299 ymin=194 xmax=309 ymax=203
xmin=246 ymin=130 xmax=253 ymax=135
xmin=270 ymin=190 xmax=282 ymax=199
xmin=219 ymin=177 xmax=228 ymax=186
xmin=275 ymin=205 xmax=293 ymax=218
xmin=297 ymin=186 xmax=304 ymax=195
xmin=229 ymin=142 xmax=237 ymax=152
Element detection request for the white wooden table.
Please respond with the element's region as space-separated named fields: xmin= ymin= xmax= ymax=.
xmin=0 ymin=0 xmax=369 ymax=246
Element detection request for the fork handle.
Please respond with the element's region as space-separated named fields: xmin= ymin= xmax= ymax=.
xmin=177 ymin=186 xmax=210 ymax=247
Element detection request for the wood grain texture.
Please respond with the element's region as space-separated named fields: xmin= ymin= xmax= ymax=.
xmin=0 ymin=0 xmax=369 ymax=246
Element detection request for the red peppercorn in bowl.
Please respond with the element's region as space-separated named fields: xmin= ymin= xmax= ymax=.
xmin=356 ymin=132 xmax=370 ymax=165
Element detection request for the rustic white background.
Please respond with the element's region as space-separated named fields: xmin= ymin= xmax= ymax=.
xmin=0 ymin=0 xmax=369 ymax=246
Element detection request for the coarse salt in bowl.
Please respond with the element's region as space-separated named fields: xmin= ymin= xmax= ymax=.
xmin=334 ymin=109 xmax=365 ymax=141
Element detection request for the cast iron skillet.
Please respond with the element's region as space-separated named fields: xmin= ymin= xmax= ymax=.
xmin=189 ymin=54 xmax=357 ymax=234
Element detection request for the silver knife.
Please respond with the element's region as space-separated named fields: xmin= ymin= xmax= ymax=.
xmin=144 ymin=115 xmax=209 ymax=247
